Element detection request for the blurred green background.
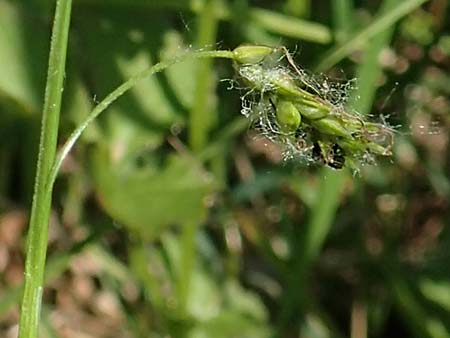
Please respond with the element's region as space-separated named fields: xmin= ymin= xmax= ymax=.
xmin=1 ymin=0 xmax=449 ymax=337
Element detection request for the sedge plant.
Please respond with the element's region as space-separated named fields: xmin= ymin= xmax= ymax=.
xmin=19 ymin=4 xmax=399 ymax=337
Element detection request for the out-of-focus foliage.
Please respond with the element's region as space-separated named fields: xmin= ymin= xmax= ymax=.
xmin=0 ymin=0 xmax=449 ymax=338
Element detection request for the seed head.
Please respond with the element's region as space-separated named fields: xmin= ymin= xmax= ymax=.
xmin=231 ymin=45 xmax=394 ymax=170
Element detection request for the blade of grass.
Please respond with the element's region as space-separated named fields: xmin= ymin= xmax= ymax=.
xmin=189 ymin=0 xmax=220 ymax=152
xmin=182 ymin=0 xmax=220 ymax=322
xmin=384 ymin=263 xmax=450 ymax=338
xmin=276 ymin=169 xmax=347 ymax=332
xmin=230 ymin=0 xmax=249 ymax=42
xmin=332 ymin=0 xmax=354 ymax=44
xmin=299 ymin=169 xmax=348 ymax=265
xmin=18 ymin=1 xmax=72 ymax=337
xmin=177 ymin=222 xmax=199 ymax=318
xmin=128 ymin=239 xmax=165 ymax=309
xmin=250 ymin=8 xmax=331 ymax=44
xmin=349 ymin=2 xmax=398 ymax=114
xmin=316 ymin=0 xmax=430 ymax=72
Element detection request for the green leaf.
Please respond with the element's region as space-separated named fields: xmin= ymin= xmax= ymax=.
xmin=0 ymin=0 xmax=47 ymax=112
xmin=92 ymin=146 xmax=216 ymax=240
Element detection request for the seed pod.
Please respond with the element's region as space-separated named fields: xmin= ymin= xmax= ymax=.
xmin=336 ymin=139 xmax=364 ymax=153
xmin=233 ymin=45 xmax=274 ymax=65
xmin=311 ymin=117 xmax=352 ymax=138
xmin=293 ymin=98 xmax=330 ymax=120
xmin=337 ymin=139 xmax=391 ymax=156
xmin=270 ymin=74 xmax=306 ymax=98
xmin=275 ymin=100 xmax=301 ymax=132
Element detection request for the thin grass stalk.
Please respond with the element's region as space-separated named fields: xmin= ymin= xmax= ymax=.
xmin=18 ymin=1 xmax=73 ymax=337
xmin=189 ymin=0 xmax=220 ymax=152
xmin=49 ymin=50 xmax=235 ymax=186
xmin=178 ymin=0 xmax=220 ymax=324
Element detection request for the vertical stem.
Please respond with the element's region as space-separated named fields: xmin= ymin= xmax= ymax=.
xmin=189 ymin=0 xmax=220 ymax=152
xmin=179 ymin=0 xmax=220 ymax=326
xmin=276 ymin=169 xmax=346 ymax=330
xmin=18 ymin=1 xmax=72 ymax=337
xmin=128 ymin=237 xmax=164 ymax=310
xmin=332 ymin=0 xmax=354 ymax=44
xmin=177 ymin=222 xmax=198 ymax=315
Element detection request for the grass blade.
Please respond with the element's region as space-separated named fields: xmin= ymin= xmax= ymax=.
xmin=316 ymin=0 xmax=429 ymax=72
xmin=250 ymin=8 xmax=331 ymax=44
xmin=332 ymin=0 xmax=354 ymax=43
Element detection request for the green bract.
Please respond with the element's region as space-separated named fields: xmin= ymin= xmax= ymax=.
xmin=232 ymin=44 xmax=394 ymax=170
xmin=233 ymin=45 xmax=275 ymax=65
xmin=275 ymin=100 xmax=301 ymax=132
xmin=293 ymin=98 xmax=330 ymax=120
xmin=311 ymin=117 xmax=352 ymax=138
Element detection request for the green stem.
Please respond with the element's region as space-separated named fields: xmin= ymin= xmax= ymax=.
xmin=49 ymin=49 xmax=234 ymax=187
xmin=178 ymin=0 xmax=220 ymax=326
xmin=19 ymin=1 xmax=72 ymax=338
xmin=189 ymin=0 xmax=220 ymax=152
xmin=128 ymin=237 xmax=165 ymax=310
xmin=178 ymin=223 xmax=198 ymax=316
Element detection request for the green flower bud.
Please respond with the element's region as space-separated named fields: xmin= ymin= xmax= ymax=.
xmin=311 ymin=117 xmax=352 ymax=138
xmin=233 ymin=45 xmax=274 ymax=64
xmin=275 ymin=100 xmax=301 ymax=132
